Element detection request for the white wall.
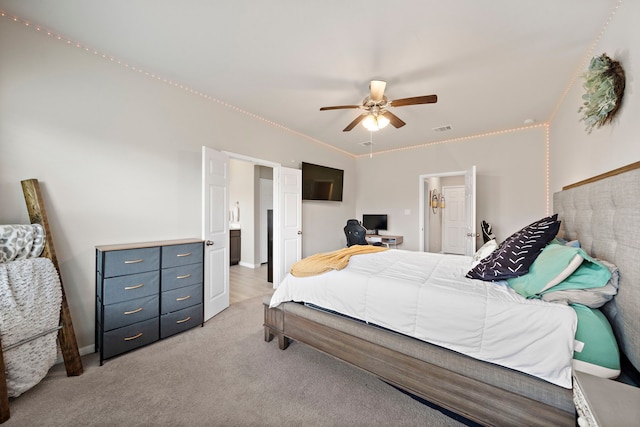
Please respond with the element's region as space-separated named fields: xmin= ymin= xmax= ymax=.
xmin=229 ymin=159 xmax=254 ymax=266
xmin=0 ymin=21 xmax=355 ymax=349
xmin=549 ymin=0 xmax=639 ymax=192
xmin=356 ymin=127 xmax=549 ymax=250
xmin=355 ymin=1 xmax=639 ymax=251
xmin=427 ymin=176 xmax=442 ymax=252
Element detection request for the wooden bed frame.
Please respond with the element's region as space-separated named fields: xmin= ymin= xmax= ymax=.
xmin=263 ymin=162 xmax=640 ymax=427
xmin=0 ymin=179 xmax=83 ymax=423
xmin=264 ymin=300 xmax=574 ymax=425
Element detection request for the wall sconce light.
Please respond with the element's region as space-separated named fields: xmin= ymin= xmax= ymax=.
xmin=431 ymin=189 xmax=445 ymax=214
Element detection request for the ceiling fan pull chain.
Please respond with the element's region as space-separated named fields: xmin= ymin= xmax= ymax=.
xmin=370 ymin=131 xmax=373 ymax=158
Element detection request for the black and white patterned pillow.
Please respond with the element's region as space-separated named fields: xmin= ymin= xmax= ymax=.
xmin=466 ymin=215 xmax=560 ymax=281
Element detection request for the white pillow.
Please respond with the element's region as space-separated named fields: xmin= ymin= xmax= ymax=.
xmin=470 ymin=239 xmax=498 ymax=268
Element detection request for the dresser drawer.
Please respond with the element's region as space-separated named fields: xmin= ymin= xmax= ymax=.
xmin=102 ymin=317 xmax=159 ymax=360
xmin=101 ymin=247 xmax=160 ymax=278
xmin=102 ymin=270 xmax=159 ymax=305
xmin=103 ymin=294 xmax=159 ymax=331
xmin=161 ymin=283 xmax=203 ymax=314
xmin=161 ymin=263 xmax=203 ymax=291
xmin=160 ymin=303 xmax=203 ymax=339
xmin=162 ymin=242 xmax=203 ymax=268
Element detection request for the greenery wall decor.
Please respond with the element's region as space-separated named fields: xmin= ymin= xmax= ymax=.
xmin=578 ymin=53 xmax=626 ymax=134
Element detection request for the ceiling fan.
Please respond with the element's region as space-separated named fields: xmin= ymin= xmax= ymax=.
xmin=320 ymin=80 xmax=437 ymax=132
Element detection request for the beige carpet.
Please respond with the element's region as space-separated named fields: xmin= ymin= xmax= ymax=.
xmin=5 ymin=296 xmax=466 ymax=426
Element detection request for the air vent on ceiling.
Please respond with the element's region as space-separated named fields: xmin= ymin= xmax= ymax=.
xmin=359 ymin=141 xmax=373 ymax=146
xmin=433 ymin=125 xmax=452 ymax=132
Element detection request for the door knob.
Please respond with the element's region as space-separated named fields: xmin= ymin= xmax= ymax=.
xmin=205 ymin=240 xmax=214 ymax=246
xmin=297 ymin=230 xmax=302 ymax=235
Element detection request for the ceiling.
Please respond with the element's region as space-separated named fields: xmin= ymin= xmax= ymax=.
xmin=0 ymin=1 xmax=616 ymax=156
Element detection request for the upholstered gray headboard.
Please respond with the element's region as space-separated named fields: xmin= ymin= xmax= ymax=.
xmin=553 ymin=162 xmax=640 ymax=375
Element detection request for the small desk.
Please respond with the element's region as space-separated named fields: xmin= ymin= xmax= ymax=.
xmin=365 ymin=235 xmax=403 ymax=248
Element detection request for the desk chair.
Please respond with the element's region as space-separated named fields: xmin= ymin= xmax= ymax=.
xmin=344 ymin=219 xmax=368 ymax=247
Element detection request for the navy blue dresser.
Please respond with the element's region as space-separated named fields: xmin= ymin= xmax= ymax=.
xmin=96 ymin=239 xmax=204 ymax=364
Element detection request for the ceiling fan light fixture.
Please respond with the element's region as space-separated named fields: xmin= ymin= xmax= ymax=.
xmin=320 ymin=80 xmax=437 ymax=132
xmin=377 ymin=114 xmax=390 ymax=129
xmin=362 ymin=114 xmax=390 ymax=131
xmin=362 ymin=114 xmax=378 ymax=131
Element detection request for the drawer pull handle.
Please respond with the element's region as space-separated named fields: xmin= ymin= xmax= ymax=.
xmin=124 ymin=307 xmax=143 ymax=315
xmin=124 ymin=283 xmax=144 ymax=290
xmin=176 ymin=316 xmax=191 ymax=324
xmin=177 ymin=252 xmax=191 ymax=257
xmin=124 ymin=333 xmax=143 ymax=341
xmin=124 ymin=259 xmax=143 ymax=264
xmin=176 ymin=295 xmax=191 ymax=301
xmin=176 ymin=274 xmax=191 ymax=279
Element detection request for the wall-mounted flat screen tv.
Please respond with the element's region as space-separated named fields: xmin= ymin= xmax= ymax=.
xmin=302 ymin=162 xmax=344 ymax=201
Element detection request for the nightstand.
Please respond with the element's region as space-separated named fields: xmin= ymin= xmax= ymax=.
xmin=573 ymin=371 xmax=640 ymax=426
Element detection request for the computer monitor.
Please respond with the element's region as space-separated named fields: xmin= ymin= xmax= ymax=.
xmin=362 ymin=214 xmax=387 ymax=235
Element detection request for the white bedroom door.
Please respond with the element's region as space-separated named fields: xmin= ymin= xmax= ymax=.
xmin=442 ymin=186 xmax=466 ymax=254
xmin=464 ymin=165 xmax=477 ymax=256
xmin=201 ymin=146 xmax=230 ymax=321
xmin=277 ymin=166 xmax=302 ymax=287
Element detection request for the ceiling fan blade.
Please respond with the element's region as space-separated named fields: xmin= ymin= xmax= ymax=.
xmin=389 ymin=94 xmax=438 ymax=107
xmin=369 ymin=80 xmax=387 ymax=102
xmin=382 ymin=111 xmax=406 ymax=128
xmin=320 ymin=105 xmax=361 ymax=111
xmin=343 ymin=114 xmax=366 ymax=132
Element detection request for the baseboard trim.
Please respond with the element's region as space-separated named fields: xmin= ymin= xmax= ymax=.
xmin=55 ymin=344 xmax=95 ymax=365
xmin=238 ymin=261 xmax=260 ymax=269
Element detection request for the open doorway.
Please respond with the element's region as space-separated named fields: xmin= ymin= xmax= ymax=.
xmin=228 ymin=157 xmax=276 ymax=304
xmin=203 ymin=148 xmax=301 ymax=318
xmin=418 ymin=166 xmax=477 ymax=255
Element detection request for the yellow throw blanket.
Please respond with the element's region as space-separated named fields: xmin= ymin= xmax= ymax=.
xmin=290 ymin=245 xmax=388 ymax=277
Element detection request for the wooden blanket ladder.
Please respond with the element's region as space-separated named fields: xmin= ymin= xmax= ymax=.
xmin=0 ymin=179 xmax=84 ymax=423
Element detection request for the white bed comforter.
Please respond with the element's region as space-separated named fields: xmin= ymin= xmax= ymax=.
xmin=270 ymin=249 xmax=577 ymax=388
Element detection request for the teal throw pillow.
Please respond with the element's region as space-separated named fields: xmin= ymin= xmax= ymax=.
xmin=507 ymin=243 xmax=611 ymax=298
